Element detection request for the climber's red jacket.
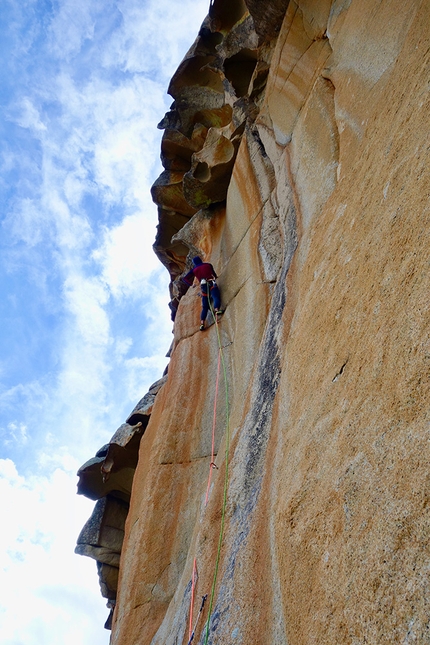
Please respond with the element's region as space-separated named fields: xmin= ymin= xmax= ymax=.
xmin=182 ymin=263 xmax=217 ymax=285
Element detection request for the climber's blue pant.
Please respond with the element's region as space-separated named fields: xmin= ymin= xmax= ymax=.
xmin=200 ymin=280 xmax=221 ymax=321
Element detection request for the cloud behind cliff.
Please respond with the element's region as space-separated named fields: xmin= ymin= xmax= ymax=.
xmin=0 ymin=0 xmax=209 ymax=641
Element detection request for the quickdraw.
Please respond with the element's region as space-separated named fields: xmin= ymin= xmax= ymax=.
xmin=188 ymin=595 xmax=208 ymax=645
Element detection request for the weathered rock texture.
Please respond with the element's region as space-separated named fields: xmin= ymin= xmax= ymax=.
xmin=75 ymin=376 xmax=167 ymax=627
xmin=77 ymin=1 xmax=430 ymax=643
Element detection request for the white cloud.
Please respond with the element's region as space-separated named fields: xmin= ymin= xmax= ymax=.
xmin=90 ymin=90 xmax=164 ymax=204
xmin=4 ymin=197 xmax=46 ymax=247
xmin=0 ymin=459 xmax=109 ymax=645
xmin=103 ymin=0 xmax=209 ymax=78
xmin=4 ymin=422 xmax=28 ymax=446
xmin=0 ymin=0 xmax=188 ymax=467
xmin=47 ymin=0 xmax=103 ymax=60
xmin=28 ymin=72 xmax=167 ymax=236
xmin=123 ymin=352 xmax=169 ymax=402
xmin=63 ymin=272 xmax=110 ymax=345
xmin=93 ymin=213 xmax=161 ymax=299
xmin=0 ymin=0 xmax=211 ymax=642
xmin=14 ymin=97 xmax=47 ymax=132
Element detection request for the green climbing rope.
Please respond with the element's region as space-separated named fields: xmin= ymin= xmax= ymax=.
xmin=203 ymin=299 xmax=231 ymax=645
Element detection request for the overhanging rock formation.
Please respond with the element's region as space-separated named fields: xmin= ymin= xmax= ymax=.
xmin=75 ymin=376 xmax=167 ymax=628
xmin=76 ymin=1 xmax=430 ymax=643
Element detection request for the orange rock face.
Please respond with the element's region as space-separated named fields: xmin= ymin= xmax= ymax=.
xmin=77 ymin=0 xmax=430 ymax=643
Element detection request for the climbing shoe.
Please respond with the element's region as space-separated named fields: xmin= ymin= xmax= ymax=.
xmin=215 ymin=309 xmax=224 ymax=316
xmin=200 ymin=324 xmax=205 ymax=331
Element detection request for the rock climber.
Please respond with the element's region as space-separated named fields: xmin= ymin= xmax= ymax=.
xmin=182 ymin=256 xmax=223 ymax=330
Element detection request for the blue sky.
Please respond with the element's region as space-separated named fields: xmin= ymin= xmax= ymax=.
xmin=0 ymin=1 xmax=209 ymax=642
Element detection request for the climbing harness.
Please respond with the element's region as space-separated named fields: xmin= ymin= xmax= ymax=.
xmin=200 ymin=278 xmax=217 ymax=297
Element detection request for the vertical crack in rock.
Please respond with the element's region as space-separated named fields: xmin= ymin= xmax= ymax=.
xmin=203 ymin=183 xmax=297 ymax=644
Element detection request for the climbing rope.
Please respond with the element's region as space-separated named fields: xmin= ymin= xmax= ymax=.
xmin=205 ymin=348 xmax=221 ymax=506
xmin=184 ymin=296 xmax=230 ymax=645
xmin=201 ymin=298 xmax=231 ymax=645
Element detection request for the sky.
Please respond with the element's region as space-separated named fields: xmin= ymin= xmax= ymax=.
xmin=0 ymin=1 xmax=209 ymax=643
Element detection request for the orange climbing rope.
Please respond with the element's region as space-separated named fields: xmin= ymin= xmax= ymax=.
xmin=186 ymin=299 xmax=231 ymax=645
xmin=202 ymin=301 xmax=231 ymax=645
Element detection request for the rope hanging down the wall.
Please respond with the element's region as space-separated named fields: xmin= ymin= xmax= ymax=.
xmin=184 ymin=300 xmax=230 ymax=645
xmin=202 ymin=299 xmax=231 ymax=645
xmin=205 ymin=348 xmax=221 ymax=506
